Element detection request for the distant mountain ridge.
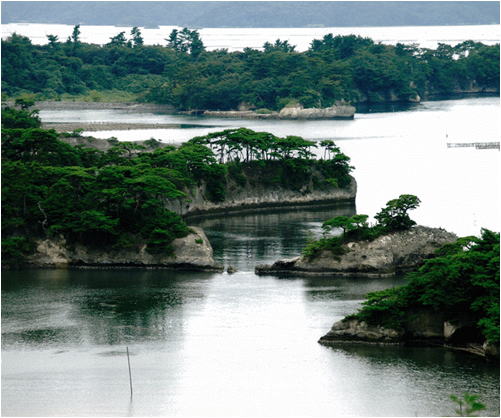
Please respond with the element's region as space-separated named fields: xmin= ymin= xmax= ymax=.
xmin=2 ymin=1 xmax=499 ymax=27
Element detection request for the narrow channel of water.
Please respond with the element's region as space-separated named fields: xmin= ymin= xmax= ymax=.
xmin=3 ymin=96 xmax=500 ymax=416
xmin=40 ymin=97 xmax=500 ymax=237
xmin=2 ymin=207 xmax=499 ymax=416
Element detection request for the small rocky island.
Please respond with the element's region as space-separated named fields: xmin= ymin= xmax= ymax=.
xmin=26 ymin=227 xmax=222 ymax=271
xmin=319 ymin=228 xmax=500 ymax=358
xmin=318 ymin=311 xmax=499 ymax=358
xmin=256 ymin=195 xmax=456 ymax=277
xmin=258 ymin=195 xmax=500 ymax=357
xmin=256 ymin=225 xmax=456 ymax=277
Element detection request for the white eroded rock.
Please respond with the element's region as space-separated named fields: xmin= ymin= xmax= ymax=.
xmin=319 ymin=318 xmax=403 ymax=344
xmin=27 ymin=226 xmax=220 ymax=270
xmin=278 ymin=104 xmax=355 ymax=119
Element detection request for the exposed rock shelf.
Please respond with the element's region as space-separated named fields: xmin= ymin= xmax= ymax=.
xmin=26 ymin=227 xmax=222 ymax=271
xmin=318 ymin=314 xmax=499 ymax=358
xmin=255 ymin=226 xmax=457 ymax=277
xmin=169 ymin=177 xmax=357 ymax=218
xmin=42 ymin=121 xmax=205 ymax=132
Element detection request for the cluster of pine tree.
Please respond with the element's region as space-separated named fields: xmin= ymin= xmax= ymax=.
xmin=1 ymin=104 xmax=353 ymax=265
xmin=2 ymin=28 xmax=499 ymax=110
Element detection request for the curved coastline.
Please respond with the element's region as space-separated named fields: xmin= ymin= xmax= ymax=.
xmin=174 ymin=177 xmax=357 ymax=218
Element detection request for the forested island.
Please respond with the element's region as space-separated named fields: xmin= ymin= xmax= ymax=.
xmin=2 ymin=28 xmax=499 ymax=112
xmin=257 ymin=196 xmax=500 ymax=357
xmin=256 ymin=195 xmax=458 ymax=277
xmin=320 ymin=228 xmax=500 ymax=358
xmin=1 ymin=103 xmax=354 ymax=268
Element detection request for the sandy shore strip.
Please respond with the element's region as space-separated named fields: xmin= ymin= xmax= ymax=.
xmin=41 ymin=121 xmax=221 ymax=132
xmin=33 ymin=101 xmax=176 ymax=112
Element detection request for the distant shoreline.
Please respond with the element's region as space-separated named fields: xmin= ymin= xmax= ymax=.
xmin=32 ymin=101 xmax=175 ymax=112
xmin=42 ymin=122 xmax=196 ymax=132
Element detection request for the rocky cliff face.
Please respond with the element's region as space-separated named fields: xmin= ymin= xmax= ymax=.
xmin=256 ymin=226 xmax=457 ymax=277
xmin=26 ymin=227 xmax=221 ymax=271
xmin=168 ymin=177 xmax=357 ymax=217
xmin=319 ymin=313 xmax=499 ymax=358
xmin=278 ymin=104 xmax=355 ymax=119
xmin=319 ymin=318 xmax=404 ymax=343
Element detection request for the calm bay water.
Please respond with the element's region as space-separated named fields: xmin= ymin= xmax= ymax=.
xmin=2 ymin=24 xmax=500 ymax=417
xmin=40 ymin=96 xmax=500 ymax=237
xmin=2 ymin=208 xmax=499 ymax=416
xmin=5 ymin=97 xmax=500 ymax=417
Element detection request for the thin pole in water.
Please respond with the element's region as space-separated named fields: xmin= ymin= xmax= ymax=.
xmin=126 ymin=346 xmax=133 ymax=400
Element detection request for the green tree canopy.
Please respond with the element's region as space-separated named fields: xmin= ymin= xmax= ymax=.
xmin=375 ymin=194 xmax=421 ymax=231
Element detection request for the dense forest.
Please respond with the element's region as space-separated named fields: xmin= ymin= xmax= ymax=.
xmin=2 ymin=28 xmax=499 ymax=111
xmin=2 ymin=1 xmax=499 ymax=27
xmin=352 ymin=228 xmax=500 ymax=345
xmin=1 ymin=104 xmax=353 ymax=265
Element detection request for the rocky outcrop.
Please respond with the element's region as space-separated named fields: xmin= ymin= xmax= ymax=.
xmin=188 ymin=104 xmax=355 ymax=120
xmin=26 ymin=227 xmax=222 ymax=271
xmin=319 ymin=318 xmax=404 ymax=343
xmin=355 ymin=89 xmax=421 ymax=104
xmin=256 ymin=226 xmax=457 ymax=277
xmin=168 ymin=177 xmax=357 ymax=217
xmin=319 ymin=313 xmax=498 ymax=358
xmin=278 ymin=104 xmax=355 ymax=119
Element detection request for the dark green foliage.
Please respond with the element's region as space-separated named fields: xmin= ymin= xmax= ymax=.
xmin=191 ymin=128 xmax=343 ymax=165
xmin=1 ymin=106 xmax=41 ymax=129
xmin=204 ymin=164 xmax=228 ymax=202
xmin=353 ymin=287 xmax=408 ymax=330
xmin=2 ymin=128 xmax=80 ymax=165
xmin=108 ymin=31 xmax=127 ymax=47
xmin=1 ymin=109 xmax=195 ymax=262
xmin=1 ymin=236 xmax=35 ymax=266
xmin=323 ymin=214 xmax=368 ymax=235
xmin=263 ymin=39 xmax=296 ymax=53
xmin=2 ymin=112 xmax=354 ymax=265
xmin=227 ymin=162 xmax=247 ymax=187
xmin=302 ymin=236 xmax=347 ymax=261
xmin=144 ymin=211 xmax=190 ymax=255
xmin=130 ymin=27 xmax=144 ymax=48
xmin=450 ymin=393 xmax=486 ymax=417
xmin=309 ymin=194 xmax=421 ymax=259
xmin=374 ymin=194 xmax=421 ymax=231
xmin=2 ymin=33 xmax=498 ymax=109
xmin=166 ymin=28 xmax=205 ymax=58
xmin=143 ymin=138 xmax=161 ymax=149
xmin=354 ymin=229 xmax=500 ymax=343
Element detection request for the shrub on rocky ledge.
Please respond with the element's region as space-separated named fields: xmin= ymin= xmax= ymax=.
xmin=304 ymin=194 xmax=421 ymax=260
xmin=353 ymin=229 xmax=500 ymax=344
